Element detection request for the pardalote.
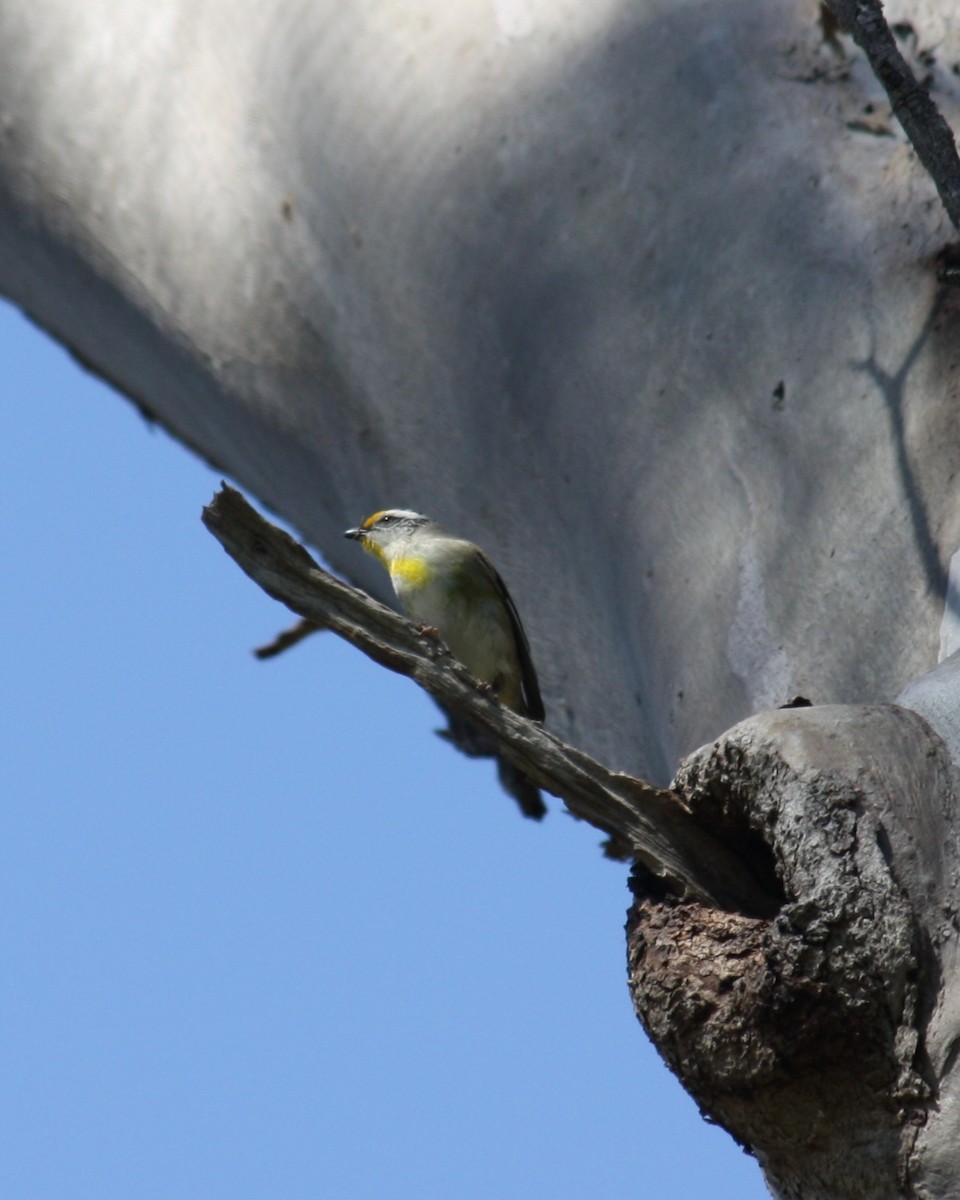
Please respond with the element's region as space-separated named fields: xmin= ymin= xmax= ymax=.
xmin=344 ymin=509 xmax=546 ymax=819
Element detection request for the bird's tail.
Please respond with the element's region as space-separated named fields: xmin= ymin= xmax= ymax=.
xmin=498 ymin=757 xmax=547 ymax=821
xmin=435 ymin=706 xmax=547 ymax=820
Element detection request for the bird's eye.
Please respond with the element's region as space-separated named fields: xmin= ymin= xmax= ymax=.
xmin=379 ymin=514 xmax=395 ymax=525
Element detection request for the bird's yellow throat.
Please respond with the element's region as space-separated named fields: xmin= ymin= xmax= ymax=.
xmin=360 ymin=533 xmax=433 ymax=589
xmin=387 ymin=555 xmax=433 ymax=589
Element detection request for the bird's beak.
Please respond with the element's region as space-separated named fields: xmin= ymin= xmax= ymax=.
xmin=344 ymin=527 xmax=363 ymax=541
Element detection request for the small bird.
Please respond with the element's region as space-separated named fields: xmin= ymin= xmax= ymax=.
xmin=344 ymin=509 xmax=546 ymax=819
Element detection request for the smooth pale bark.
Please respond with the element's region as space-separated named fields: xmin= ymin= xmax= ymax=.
xmin=4 ymin=0 xmax=960 ymax=1194
xmin=4 ymin=0 xmax=960 ymax=781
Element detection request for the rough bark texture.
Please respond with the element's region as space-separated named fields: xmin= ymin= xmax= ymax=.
xmin=206 ymin=482 xmax=960 ymax=1197
xmin=6 ymin=0 xmax=960 ymax=1194
xmin=630 ymin=701 xmax=960 ymax=1199
xmin=894 ymin=658 xmax=960 ymax=1197
xmin=203 ymin=483 xmax=784 ymax=915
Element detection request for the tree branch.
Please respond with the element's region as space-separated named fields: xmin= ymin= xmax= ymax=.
xmin=824 ymin=0 xmax=960 ymax=233
xmin=201 ymin=484 xmax=782 ymax=918
xmin=254 ymin=616 xmax=322 ymax=659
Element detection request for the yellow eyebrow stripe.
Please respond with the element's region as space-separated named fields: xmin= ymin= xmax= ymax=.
xmin=390 ymin=556 xmax=432 ymax=588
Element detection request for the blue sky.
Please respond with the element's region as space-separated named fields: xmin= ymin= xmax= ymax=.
xmin=1 ymin=298 xmax=769 ymax=1198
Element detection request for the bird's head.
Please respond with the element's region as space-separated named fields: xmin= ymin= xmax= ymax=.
xmin=344 ymin=509 xmax=432 ymax=566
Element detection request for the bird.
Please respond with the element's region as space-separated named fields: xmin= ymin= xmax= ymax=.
xmin=344 ymin=509 xmax=546 ymax=819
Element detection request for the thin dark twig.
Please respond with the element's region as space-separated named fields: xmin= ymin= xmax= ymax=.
xmin=824 ymin=0 xmax=960 ymax=233
xmin=201 ymin=484 xmax=782 ymax=918
xmin=255 ymin=616 xmax=323 ymax=659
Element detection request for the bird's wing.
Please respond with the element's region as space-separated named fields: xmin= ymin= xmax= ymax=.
xmin=474 ymin=549 xmax=545 ymax=722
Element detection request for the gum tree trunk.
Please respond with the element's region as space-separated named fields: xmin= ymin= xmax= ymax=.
xmin=4 ymin=1 xmax=960 ymax=1193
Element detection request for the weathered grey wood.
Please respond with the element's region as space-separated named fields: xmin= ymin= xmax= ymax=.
xmin=7 ymin=0 xmax=960 ymax=1192
xmin=203 ymin=483 xmax=782 ymax=917
xmin=629 ymin=701 xmax=957 ymax=1200
xmin=205 ymin=483 xmax=960 ymax=1195
xmin=894 ymin=659 xmax=960 ymax=1197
